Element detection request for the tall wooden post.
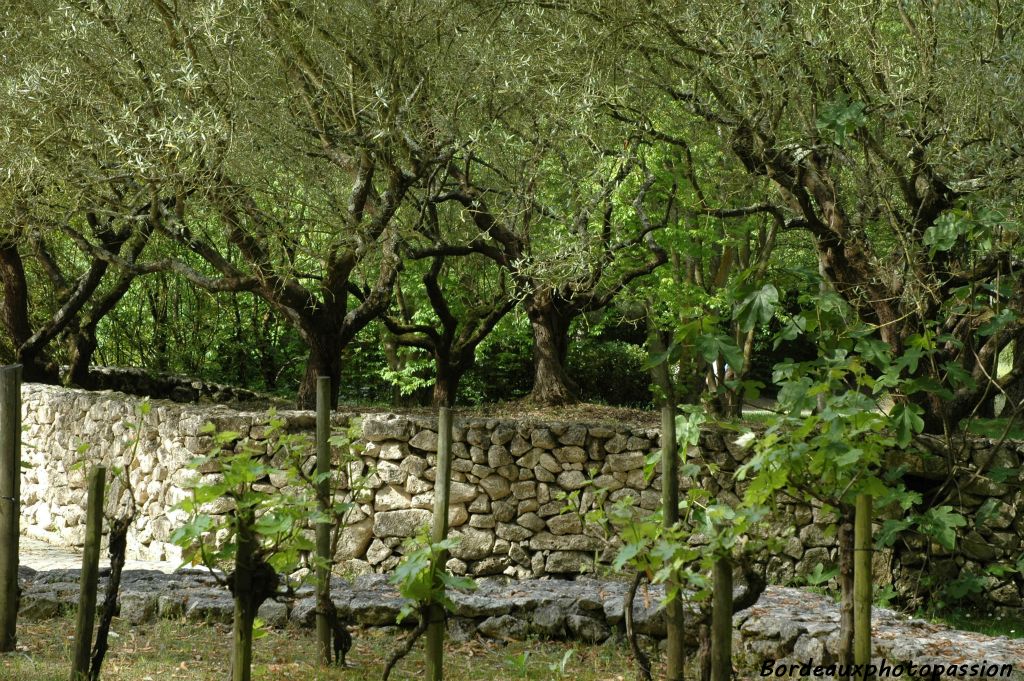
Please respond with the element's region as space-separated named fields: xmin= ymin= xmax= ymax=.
xmin=661 ymin=403 xmax=685 ymax=681
xmin=854 ymin=494 xmax=873 ymax=678
xmin=314 ymin=376 xmax=333 ymax=665
xmin=0 ymin=365 xmax=21 ymax=653
xmin=426 ymin=407 xmax=453 ymax=681
xmin=70 ymin=465 xmax=106 ymax=681
xmin=711 ymin=554 xmax=733 ymax=681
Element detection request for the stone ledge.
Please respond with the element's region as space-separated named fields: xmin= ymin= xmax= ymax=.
xmin=16 ymin=568 xmax=1024 ymax=679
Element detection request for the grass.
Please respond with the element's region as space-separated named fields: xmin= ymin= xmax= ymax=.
xmin=926 ymin=610 xmax=1024 ymax=640
xmin=0 ymin=616 xmax=643 ymax=681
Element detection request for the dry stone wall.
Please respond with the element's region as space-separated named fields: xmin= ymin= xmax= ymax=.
xmin=18 ymin=384 xmax=1024 ymax=612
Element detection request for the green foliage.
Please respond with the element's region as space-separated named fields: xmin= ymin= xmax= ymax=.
xmin=734 ymin=284 xmax=779 ymax=333
xmin=547 ymin=649 xmax=575 ymax=677
xmin=506 ymin=650 xmax=530 ymax=678
xmin=389 ymin=529 xmax=476 ymax=624
xmin=170 ymin=412 xmax=359 ymax=578
xmin=802 ymin=563 xmax=839 ymax=587
xmin=815 ymin=99 xmax=867 ymax=147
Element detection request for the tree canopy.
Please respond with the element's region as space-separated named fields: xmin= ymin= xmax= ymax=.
xmin=1 ymin=0 xmax=1021 ymax=427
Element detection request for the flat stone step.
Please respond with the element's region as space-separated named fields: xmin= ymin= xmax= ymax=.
xmin=14 ymin=559 xmax=1023 ymax=679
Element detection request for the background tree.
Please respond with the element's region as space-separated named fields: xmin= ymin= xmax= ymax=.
xmin=579 ymin=0 xmax=1024 ymax=430
xmin=27 ymin=0 xmax=488 ymax=407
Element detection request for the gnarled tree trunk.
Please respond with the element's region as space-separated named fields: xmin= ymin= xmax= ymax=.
xmin=526 ymin=300 xmax=578 ymax=405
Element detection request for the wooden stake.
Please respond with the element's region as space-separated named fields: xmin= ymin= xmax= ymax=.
xmin=0 ymin=364 xmax=21 ymax=653
xmin=314 ymin=376 xmax=333 ymax=665
xmin=661 ymin=404 xmax=686 ymax=681
xmin=426 ymin=406 xmax=452 ymax=681
xmin=854 ymin=494 xmax=873 ymax=678
xmin=70 ymin=465 xmax=106 ymax=681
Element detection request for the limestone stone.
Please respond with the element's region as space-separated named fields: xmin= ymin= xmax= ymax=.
xmin=408 ymin=430 xmax=438 ymax=452
xmin=517 ymin=512 xmax=546 ymax=532
xmin=546 ymin=513 xmax=583 ymax=535
xmin=405 ymin=476 xmax=433 ymax=495
xmin=517 ymin=499 xmax=539 ymax=514
xmin=450 ymin=480 xmax=478 ymax=504
xmin=492 ymin=500 xmax=517 ymax=522
xmin=529 ymin=532 xmax=603 ymax=551
xmin=487 ymin=445 xmax=513 ymax=468
xmin=446 ymin=558 xmax=469 ymax=575
xmin=556 ymin=470 xmax=588 ymax=490
xmin=470 ymin=514 xmax=496 ymax=529
xmin=496 ymin=522 xmax=533 ymax=542
xmin=798 ymin=524 xmax=833 ymax=548
xmin=511 ymin=481 xmax=537 ymax=500
xmin=471 ymin=557 xmax=510 ymax=576
xmin=537 ymin=501 xmax=563 ymax=517
xmin=593 ymin=474 xmax=623 ymax=491
xmin=375 ymin=485 xmax=412 ymax=512
xmin=375 ymin=460 xmax=406 ymax=486
xmin=538 ymin=453 xmax=560 ymax=474
xmin=567 ymin=614 xmax=609 ymax=642
xmin=362 ymin=416 xmax=412 ymax=441
xmin=496 ymin=464 xmax=519 ymax=481
xmin=604 ymin=434 xmax=628 ymax=454
xmin=451 ymin=458 xmax=473 ymax=473
xmin=554 ymin=446 xmax=586 ymax=463
xmin=534 ymin=466 xmax=555 ymax=482
xmin=640 ymin=490 xmax=661 ymax=510
xmin=546 ymin=551 xmax=593 ymax=573
xmin=532 ymin=603 xmax=567 ymax=636
xmin=559 ymin=425 xmax=587 ymax=447
xmin=626 ymin=436 xmax=651 ymax=450
xmin=466 ymin=428 xmax=486 ymax=446
xmin=625 ymin=469 xmax=646 ymax=489
xmin=367 ymin=441 xmax=408 ymax=461
xmin=490 ymin=425 xmax=516 ymax=446
xmin=510 ymin=435 xmax=532 ymax=456
xmin=468 ymin=494 xmax=490 ymax=513
xmin=480 ymin=474 xmax=511 ymax=500
xmin=478 ymin=614 xmax=529 ymax=641
xmin=531 ymin=429 xmax=557 ymax=449
xmin=450 ymin=528 xmax=494 ymax=560
xmin=606 ymin=451 xmax=644 ymax=472
xmin=410 ymin=492 xmax=434 ymax=509
xmin=448 ymin=504 xmax=469 ymax=527
xmin=516 ymin=448 xmax=542 ymax=468
xmin=373 ymin=509 xmax=432 ymax=537
xmin=962 ymin=531 xmax=1001 ymax=561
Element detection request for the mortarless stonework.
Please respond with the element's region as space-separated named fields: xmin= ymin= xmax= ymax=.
xmin=17 ymin=383 xmax=1024 ymax=612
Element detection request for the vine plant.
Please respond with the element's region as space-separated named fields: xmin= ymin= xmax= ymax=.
xmin=381 ymin=528 xmax=476 ymax=681
xmin=170 ymin=412 xmax=367 ymax=681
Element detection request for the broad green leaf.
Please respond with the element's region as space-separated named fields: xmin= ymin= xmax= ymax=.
xmin=876 ymin=518 xmax=912 ymax=548
xmin=734 ymin=284 xmax=779 ymax=332
xmin=919 ymin=506 xmax=967 ymax=551
xmin=923 ymin=212 xmax=968 ymax=255
xmin=696 ymin=333 xmax=744 ymax=373
xmin=890 ymin=404 xmax=924 ymax=448
xmin=978 ymin=309 xmax=1017 ymax=337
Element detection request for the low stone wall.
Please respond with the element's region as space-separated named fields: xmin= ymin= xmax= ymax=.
xmin=76 ymin=366 xmax=274 ymax=404
xmin=18 ymin=384 xmax=1024 ymax=612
